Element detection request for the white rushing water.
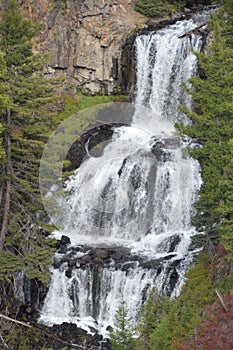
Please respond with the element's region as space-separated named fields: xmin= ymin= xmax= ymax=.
xmin=39 ymin=17 xmax=205 ymax=335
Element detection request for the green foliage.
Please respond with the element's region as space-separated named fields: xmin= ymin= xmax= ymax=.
xmin=139 ymin=290 xmax=159 ymax=337
xmin=222 ymin=0 xmax=233 ymax=46
xmin=0 ymin=0 xmax=127 ymax=286
xmin=59 ymin=91 xmax=126 ymax=122
xmin=52 ymin=0 xmax=67 ymax=10
xmin=180 ymin=294 xmax=233 ymax=349
xmin=0 ymin=51 xmax=8 ymax=161
xmin=6 ymin=324 xmax=73 ymax=350
xmin=176 ymin=4 xmax=233 ymax=257
xmin=0 ymin=251 xmax=24 ymax=282
xmin=136 ymin=255 xmax=214 ymax=350
xmin=0 ymin=0 xmax=58 ymax=283
xmin=134 ymin=0 xmax=185 ymax=18
xmin=110 ymin=301 xmax=135 ymax=350
xmin=134 ymin=0 xmax=217 ymax=18
xmin=149 ymin=297 xmax=174 ymax=350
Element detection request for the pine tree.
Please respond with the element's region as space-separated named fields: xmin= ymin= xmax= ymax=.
xmin=137 ymin=291 xmax=160 ymax=350
xmin=176 ymin=3 xmax=233 ymax=256
xmin=0 ymin=0 xmax=57 ymax=283
xmin=148 ymin=296 xmax=174 ymax=350
xmin=222 ymin=0 xmax=233 ymax=46
xmin=0 ymin=51 xmax=8 ymax=161
xmin=110 ymin=301 xmax=135 ymax=350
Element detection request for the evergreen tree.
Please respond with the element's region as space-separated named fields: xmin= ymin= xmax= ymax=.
xmin=0 ymin=0 xmax=57 ymax=283
xmin=0 ymin=51 xmax=8 ymax=161
xmin=222 ymin=0 xmax=233 ymax=46
xmin=176 ymin=3 xmax=233 ymax=256
xmin=137 ymin=291 xmax=160 ymax=350
xmin=110 ymin=301 xmax=135 ymax=350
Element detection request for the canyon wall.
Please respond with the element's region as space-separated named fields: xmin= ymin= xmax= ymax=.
xmin=21 ymin=0 xmax=146 ymax=95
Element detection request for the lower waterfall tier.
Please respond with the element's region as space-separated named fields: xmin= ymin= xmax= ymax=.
xmin=39 ymin=241 xmax=192 ymax=335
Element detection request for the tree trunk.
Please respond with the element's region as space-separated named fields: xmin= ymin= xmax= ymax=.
xmin=178 ymin=21 xmax=209 ymax=38
xmin=0 ymin=109 xmax=12 ymax=251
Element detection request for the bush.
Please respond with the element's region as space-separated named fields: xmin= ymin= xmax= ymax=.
xmin=134 ymin=0 xmax=185 ymax=18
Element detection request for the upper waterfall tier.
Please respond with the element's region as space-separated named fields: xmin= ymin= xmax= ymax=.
xmin=135 ymin=19 xmax=202 ymax=123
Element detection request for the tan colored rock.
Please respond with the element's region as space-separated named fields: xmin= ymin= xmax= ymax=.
xmin=20 ymin=0 xmax=146 ymax=94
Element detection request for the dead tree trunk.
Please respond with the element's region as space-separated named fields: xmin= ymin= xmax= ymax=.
xmin=178 ymin=21 xmax=209 ymax=38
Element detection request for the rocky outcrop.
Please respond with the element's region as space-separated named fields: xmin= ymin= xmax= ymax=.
xmin=19 ymin=1 xmax=213 ymax=96
xmin=21 ymin=0 xmax=146 ymax=95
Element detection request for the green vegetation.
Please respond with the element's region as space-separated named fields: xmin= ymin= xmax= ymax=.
xmin=0 ymin=0 xmax=59 ymax=284
xmin=110 ymin=301 xmax=135 ymax=350
xmin=134 ymin=0 xmax=218 ymax=18
xmin=59 ymin=91 xmax=126 ymax=122
xmin=0 ymin=0 xmax=124 ymax=286
xmin=0 ymin=0 xmax=233 ymax=349
xmin=134 ymin=1 xmax=233 ymax=348
xmin=0 ymin=1 xmax=127 ymax=347
xmin=134 ymin=0 xmax=185 ymax=18
xmin=128 ymin=254 xmax=214 ymax=350
xmin=110 ymin=1 xmax=233 ymax=349
xmin=176 ymin=0 xmax=233 ymax=258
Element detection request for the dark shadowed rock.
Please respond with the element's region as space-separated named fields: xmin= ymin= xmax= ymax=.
xmin=60 ymin=235 xmax=71 ymax=245
xmin=65 ymin=268 xmax=73 ymax=278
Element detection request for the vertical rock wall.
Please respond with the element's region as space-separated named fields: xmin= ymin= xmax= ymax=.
xmin=21 ymin=0 xmax=146 ymax=95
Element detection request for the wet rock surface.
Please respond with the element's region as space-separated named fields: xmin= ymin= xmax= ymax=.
xmin=51 ymin=323 xmax=110 ymax=349
xmin=66 ymin=122 xmax=125 ymax=170
xmin=54 ymin=242 xmax=180 ymax=277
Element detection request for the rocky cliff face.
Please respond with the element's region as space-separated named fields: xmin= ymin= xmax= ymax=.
xmin=21 ymin=0 xmax=146 ymax=95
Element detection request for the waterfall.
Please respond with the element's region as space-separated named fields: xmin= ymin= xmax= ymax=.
xmin=39 ymin=16 xmax=205 ymax=335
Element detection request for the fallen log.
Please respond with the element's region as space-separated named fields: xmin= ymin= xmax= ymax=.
xmin=215 ymin=288 xmax=228 ymax=312
xmin=178 ymin=21 xmax=209 ymax=38
xmin=0 ymin=313 xmax=32 ymax=328
xmin=0 ymin=313 xmax=83 ymax=349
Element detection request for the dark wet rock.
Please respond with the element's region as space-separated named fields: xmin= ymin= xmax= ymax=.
xmin=66 ymin=123 xmax=126 ymax=171
xmin=60 ymin=235 xmax=71 ymax=245
xmin=79 ymin=254 xmax=92 ymax=265
xmin=151 ymin=140 xmax=165 ymax=159
xmin=67 ymin=259 xmax=77 ymax=269
xmin=169 ymin=267 xmax=179 ymax=292
xmin=53 ymin=258 xmax=62 ymax=269
xmin=109 ymin=247 xmax=130 ymax=262
xmin=155 ymin=235 xmax=181 ymax=254
xmin=57 ymin=245 xmax=69 ymax=254
xmin=92 ymin=248 xmax=109 ymax=260
xmin=151 ymin=137 xmax=181 ymax=162
xmin=58 ymin=244 xmax=182 ymax=278
xmin=51 ymin=322 xmax=105 ymax=347
xmin=57 ymin=235 xmax=71 ymax=253
xmin=129 ymin=164 xmax=142 ymax=190
xmin=121 ymin=261 xmax=138 ymax=271
xmin=163 ymin=137 xmax=180 ymax=149
xmin=25 ymin=306 xmax=34 ymax=315
xmin=168 ymin=235 xmax=181 ymax=253
xmin=65 ymin=268 xmax=73 ymax=278
xmin=118 ymin=158 xmax=127 ymax=177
